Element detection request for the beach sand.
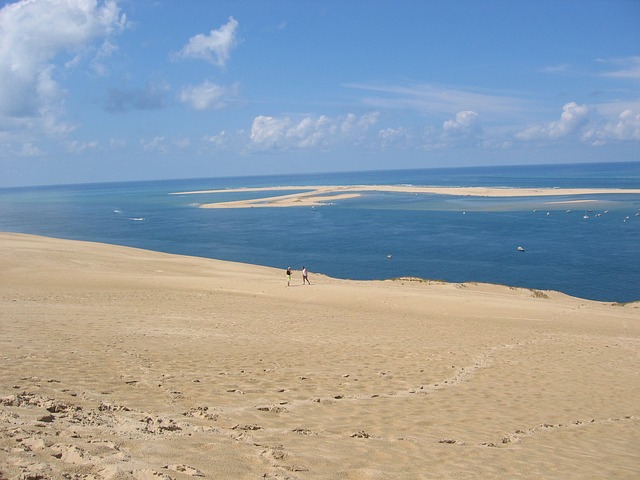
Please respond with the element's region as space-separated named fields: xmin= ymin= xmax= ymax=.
xmin=169 ymin=185 xmax=640 ymax=208
xmin=1 ymin=233 xmax=639 ymax=479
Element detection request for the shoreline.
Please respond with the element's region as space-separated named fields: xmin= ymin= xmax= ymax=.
xmin=1 ymin=232 xmax=639 ymax=479
xmin=169 ymin=184 xmax=640 ymax=208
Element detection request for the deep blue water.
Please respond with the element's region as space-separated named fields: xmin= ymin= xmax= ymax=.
xmin=1 ymin=162 xmax=639 ymax=302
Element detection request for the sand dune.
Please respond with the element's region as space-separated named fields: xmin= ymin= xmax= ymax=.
xmin=1 ymin=233 xmax=639 ymax=479
xmin=169 ymin=185 xmax=640 ymax=208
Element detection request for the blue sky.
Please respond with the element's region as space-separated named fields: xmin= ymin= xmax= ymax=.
xmin=1 ymin=0 xmax=639 ymax=187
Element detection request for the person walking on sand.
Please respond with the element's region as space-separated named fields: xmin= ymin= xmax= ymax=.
xmin=286 ymin=267 xmax=292 ymax=286
xmin=302 ymin=266 xmax=310 ymax=285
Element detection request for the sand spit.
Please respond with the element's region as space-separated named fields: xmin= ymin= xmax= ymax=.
xmin=169 ymin=185 xmax=640 ymax=208
xmin=1 ymin=233 xmax=639 ymax=479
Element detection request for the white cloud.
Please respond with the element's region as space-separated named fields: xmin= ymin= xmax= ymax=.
xmin=245 ymin=103 xmax=638 ymax=153
xmin=443 ymin=111 xmax=481 ymax=136
xmin=138 ymin=135 xmax=191 ymax=154
xmin=250 ymin=115 xmax=292 ymax=150
xmin=204 ymin=130 xmax=229 ymax=147
xmin=201 ymin=129 xmax=246 ymax=152
xmin=179 ymin=81 xmax=239 ymax=110
xmin=378 ymin=127 xmax=412 ymax=149
xmin=540 ymin=64 xmax=571 ymax=74
xmin=141 ymin=136 xmax=168 ymax=154
xmin=517 ymin=102 xmax=590 ymax=141
xmin=174 ymin=17 xmax=239 ymax=68
xmin=91 ymin=39 xmax=119 ymax=76
xmin=515 ymin=101 xmax=640 ymax=146
xmin=0 ymin=0 xmax=127 ymax=124
xmin=413 ymin=111 xmax=484 ymax=150
xmin=346 ymin=83 xmax=529 ymax=119
xmin=341 ymin=112 xmax=379 ymax=135
xmin=607 ymin=109 xmax=640 ymax=140
xmin=548 ymin=102 xmax=590 ymax=138
xmin=65 ymin=140 xmax=98 ymax=154
xmin=378 ymin=112 xmax=483 ymax=151
xmin=250 ymin=112 xmax=379 ymax=151
xmin=601 ymin=56 xmax=640 ymax=80
xmin=285 ymin=115 xmax=335 ymax=148
xmin=19 ymin=142 xmax=45 ymax=157
xmin=582 ymin=109 xmax=640 ymax=145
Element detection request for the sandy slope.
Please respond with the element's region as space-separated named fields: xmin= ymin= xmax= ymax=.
xmin=1 ymin=233 xmax=638 ymax=479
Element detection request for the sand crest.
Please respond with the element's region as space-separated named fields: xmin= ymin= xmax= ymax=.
xmin=1 ymin=233 xmax=639 ymax=479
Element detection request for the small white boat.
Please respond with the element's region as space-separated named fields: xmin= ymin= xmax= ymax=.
xmin=517 ymin=246 xmax=525 ymax=252
xmin=387 ymin=254 xmax=393 ymax=259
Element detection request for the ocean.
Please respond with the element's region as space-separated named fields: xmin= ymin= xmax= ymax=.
xmin=1 ymin=162 xmax=639 ymax=302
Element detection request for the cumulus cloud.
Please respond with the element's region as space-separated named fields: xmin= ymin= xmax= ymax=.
xmin=174 ymin=17 xmax=239 ymax=68
xmin=443 ymin=111 xmax=481 ymax=137
xmin=406 ymin=111 xmax=483 ymax=150
xmin=376 ymin=112 xmax=484 ymax=151
xmin=249 ymin=112 xmax=379 ymax=151
xmin=250 ymin=115 xmax=295 ymax=150
xmin=606 ymin=109 xmax=640 ymax=140
xmin=340 ymin=112 xmax=379 ymax=136
xmin=0 ymin=0 xmax=127 ymax=124
xmin=378 ymin=127 xmax=412 ymax=149
xmin=179 ymin=81 xmax=239 ymax=110
xmin=515 ymin=101 xmax=640 ymax=146
xmin=582 ymin=109 xmax=640 ymax=145
xmin=517 ymin=102 xmax=590 ymax=141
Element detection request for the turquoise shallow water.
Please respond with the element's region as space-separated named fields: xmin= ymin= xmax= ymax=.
xmin=1 ymin=162 xmax=639 ymax=302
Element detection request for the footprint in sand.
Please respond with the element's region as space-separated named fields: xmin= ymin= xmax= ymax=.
xmin=163 ymin=464 xmax=205 ymax=477
xmin=134 ymin=469 xmax=174 ymax=480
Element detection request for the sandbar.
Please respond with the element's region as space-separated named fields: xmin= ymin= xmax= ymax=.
xmin=170 ymin=185 xmax=640 ymax=208
xmin=1 ymin=232 xmax=639 ymax=479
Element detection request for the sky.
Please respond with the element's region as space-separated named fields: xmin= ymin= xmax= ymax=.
xmin=0 ymin=0 xmax=639 ymax=187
